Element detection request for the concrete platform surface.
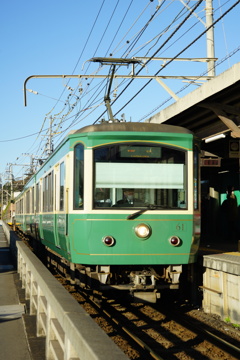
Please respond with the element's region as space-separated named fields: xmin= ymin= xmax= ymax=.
xmin=203 ymin=251 xmax=240 ymax=275
xmin=0 ymin=223 xmax=32 ymax=360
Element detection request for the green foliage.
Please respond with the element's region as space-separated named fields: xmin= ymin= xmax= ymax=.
xmin=2 ymin=202 xmax=10 ymax=220
xmin=232 ymin=323 xmax=240 ymax=329
xmin=225 ymin=317 xmax=240 ymax=328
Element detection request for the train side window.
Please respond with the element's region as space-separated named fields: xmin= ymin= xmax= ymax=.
xmin=32 ymin=186 xmax=35 ymax=214
xmin=36 ymin=183 xmax=40 ymax=213
xmin=60 ymin=162 xmax=65 ymax=211
xmin=36 ymin=183 xmax=39 ymax=213
xmin=43 ymin=171 xmax=54 ymax=212
xmin=43 ymin=177 xmax=47 ymax=212
xmin=26 ymin=190 xmax=30 ymax=214
xmin=49 ymin=172 xmax=54 ymax=212
xmin=74 ymin=144 xmax=84 ymax=209
xmin=43 ymin=176 xmax=49 ymax=212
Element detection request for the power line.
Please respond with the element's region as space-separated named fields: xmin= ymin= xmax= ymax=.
xmin=6 ymin=1 xmax=238 ymax=152
xmin=71 ymin=0 xmax=106 ymax=75
xmin=110 ymin=0 xmax=153 ymax=56
xmin=31 ymin=1 xmax=165 ymax=139
xmin=92 ymin=0 xmax=204 ymax=124
xmin=0 ymin=131 xmax=44 ymax=143
xmin=104 ymin=0 xmax=134 ymax=57
xmin=113 ymin=0 xmax=240 ymax=119
xmin=138 ymin=45 xmax=240 ymax=122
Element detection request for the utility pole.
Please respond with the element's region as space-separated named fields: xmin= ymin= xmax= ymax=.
xmin=22 ymin=153 xmax=36 ymax=174
xmin=6 ymin=164 xmax=14 ymax=202
xmin=0 ymin=173 xmax=11 ymax=220
xmin=5 ymin=164 xmax=14 ymax=221
xmin=5 ymin=162 xmax=32 ymax=221
xmin=205 ymin=0 xmax=215 ymax=77
xmin=6 ymin=162 xmax=30 ymax=196
xmin=179 ymin=0 xmax=215 ymax=77
xmin=41 ymin=117 xmax=54 ymax=158
xmin=22 ymin=153 xmax=46 ymax=173
xmin=47 ymin=116 xmax=54 ymax=156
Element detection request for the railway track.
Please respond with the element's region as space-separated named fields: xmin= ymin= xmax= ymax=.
xmin=55 ymin=275 xmax=240 ymax=360
xmin=20 ymin=233 xmax=240 ymax=360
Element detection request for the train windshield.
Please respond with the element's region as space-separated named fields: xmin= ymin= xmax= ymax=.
xmin=93 ymin=143 xmax=187 ymax=210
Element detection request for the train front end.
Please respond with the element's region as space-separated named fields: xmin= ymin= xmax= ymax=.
xmin=68 ymin=122 xmax=201 ymax=302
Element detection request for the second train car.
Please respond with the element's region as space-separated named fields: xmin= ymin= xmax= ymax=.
xmin=15 ymin=122 xmax=201 ymax=302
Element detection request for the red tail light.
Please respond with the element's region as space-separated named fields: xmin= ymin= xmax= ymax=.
xmin=102 ymin=236 xmax=115 ymax=247
xmin=169 ymin=236 xmax=181 ymax=246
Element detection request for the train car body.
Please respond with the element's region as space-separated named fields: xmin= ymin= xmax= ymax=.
xmin=15 ymin=122 xmax=200 ymax=302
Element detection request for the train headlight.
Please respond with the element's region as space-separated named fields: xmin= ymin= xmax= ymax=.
xmin=169 ymin=236 xmax=181 ymax=247
xmin=134 ymin=223 xmax=151 ymax=239
xmin=102 ymin=236 xmax=115 ymax=247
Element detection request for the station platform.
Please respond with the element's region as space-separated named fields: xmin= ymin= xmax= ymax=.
xmin=0 ymin=223 xmax=32 ymax=360
xmin=202 ymin=248 xmax=240 ymax=325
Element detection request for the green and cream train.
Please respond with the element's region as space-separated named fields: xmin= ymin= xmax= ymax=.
xmin=15 ymin=122 xmax=200 ymax=302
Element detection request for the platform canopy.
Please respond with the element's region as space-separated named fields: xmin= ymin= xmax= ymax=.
xmin=146 ymin=62 xmax=240 ymax=142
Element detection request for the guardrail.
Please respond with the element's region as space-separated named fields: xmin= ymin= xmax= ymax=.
xmin=2 ymin=222 xmax=127 ymax=360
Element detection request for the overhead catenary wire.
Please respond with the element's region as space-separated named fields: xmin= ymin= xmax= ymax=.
xmin=41 ymin=0 xmax=130 ymax=142
xmin=53 ymin=0 xmax=107 ymax=107
xmin=109 ymin=0 xmax=153 ymax=56
xmin=154 ymin=0 xmax=233 ymax=59
xmin=33 ymin=0 xmax=166 ymax=145
xmin=121 ymin=2 xmax=164 ymax=59
xmin=104 ymin=0 xmax=134 ymax=57
xmin=30 ymin=0 xmax=107 ymax=150
xmin=112 ymin=0 xmax=240 ymax=119
xmin=4 ymin=0 xmax=240 ymax=179
xmin=92 ymin=0 xmax=205 ymax=124
xmin=217 ymin=0 xmax=231 ymax=68
xmin=36 ymin=0 xmax=240 ymax=147
xmin=57 ymin=1 xmax=165 ymax=130
xmin=10 ymin=0 xmax=110 ymax=172
xmin=70 ymin=1 xmax=161 ymax=124
xmin=3 ymin=2 xmax=239 ymax=144
xmin=138 ymin=44 xmax=240 ymax=122
xmin=71 ymin=0 xmax=106 ymax=75
xmin=102 ymin=1 xmax=193 ymax=100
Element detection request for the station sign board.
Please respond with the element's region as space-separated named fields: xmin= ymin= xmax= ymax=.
xmin=229 ymin=140 xmax=240 ymax=158
xmin=200 ymin=158 xmax=221 ymax=167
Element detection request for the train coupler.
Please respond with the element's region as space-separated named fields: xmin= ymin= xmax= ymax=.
xmin=131 ymin=290 xmax=160 ymax=303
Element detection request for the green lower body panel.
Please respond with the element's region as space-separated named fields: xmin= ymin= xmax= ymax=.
xmin=15 ymin=213 xmax=199 ymax=266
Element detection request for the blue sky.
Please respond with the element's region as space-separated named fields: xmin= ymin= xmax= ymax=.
xmin=1 ymin=0 xmax=240 ymax=181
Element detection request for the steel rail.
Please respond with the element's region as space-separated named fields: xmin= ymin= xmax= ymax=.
xmin=82 ymin=290 xmax=166 ymax=360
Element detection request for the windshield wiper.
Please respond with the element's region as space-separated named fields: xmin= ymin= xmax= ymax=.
xmin=127 ymin=204 xmax=162 ymax=220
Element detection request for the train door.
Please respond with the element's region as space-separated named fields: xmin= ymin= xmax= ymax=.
xmin=55 ymin=161 xmax=66 ymax=250
xmin=54 ymin=166 xmax=60 ymax=248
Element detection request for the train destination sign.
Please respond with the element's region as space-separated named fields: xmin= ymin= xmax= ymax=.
xmin=120 ymin=145 xmax=161 ymax=158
